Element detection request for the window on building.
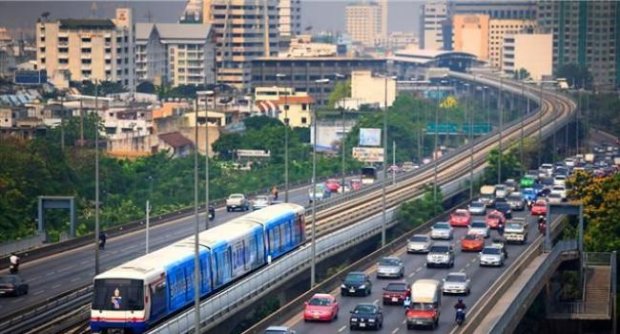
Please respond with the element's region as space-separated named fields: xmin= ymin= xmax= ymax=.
xmin=301 ymin=117 xmax=307 ymax=124
xmin=301 ymin=104 xmax=307 ymax=111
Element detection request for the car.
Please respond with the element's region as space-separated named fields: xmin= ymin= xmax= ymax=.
xmin=341 ymin=271 xmax=372 ymax=296
xmin=426 ymin=242 xmax=455 ymax=268
xmin=468 ymin=200 xmax=487 ymax=216
xmin=504 ymin=179 xmax=518 ymax=193
xmin=324 ymin=179 xmax=341 ymax=193
xmin=555 ymin=167 xmax=570 ymax=177
xmin=479 ymin=245 xmax=506 ymax=267
xmin=264 ymin=326 xmax=295 ymax=334
xmin=376 ymin=256 xmax=404 ymax=279
xmin=461 ymin=233 xmax=485 ymax=252
xmin=407 ymin=234 xmax=432 ymax=254
xmin=442 ymin=272 xmax=471 ymax=295
xmin=539 ymin=163 xmax=554 ymax=178
xmin=449 ymin=209 xmax=472 ymax=227
xmin=522 ymin=188 xmax=537 ymax=206
xmin=495 ymin=184 xmax=508 ymax=199
xmin=553 ymin=175 xmax=567 ymax=187
xmin=226 ymin=193 xmax=250 ymax=211
xmin=506 ymin=192 xmax=526 ymax=211
xmin=504 ymin=219 xmax=529 ymax=244
xmin=349 ymin=303 xmax=384 ymax=330
xmin=551 ymin=185 xmax=567 ymax=199
xmin=547 ymin=192 xmax=563 ymax=203
xmin=251 ymin=195 xmax=272 ymax=210
xmin=520 ymin=175 xmax=536 ymax=188
xmin=382 ymin=281 xmax=410 ymax=305
xmin=531 ymin=199 xmax=548 ymax=216
xmin=338 ymin=184 xmax=351 ymax=193
xmin=468 ymin=220 xmax=490 ymax=238
xmin=387 ymin=164 xmax=401 ymax=173
xmin=0 ymin=275 xmax=28 ymax=297
xmin=303 ymin=293 xmax=339 ymax=322
xmin=430 ymin=222 xmax=453 ymax=240
xmin=494 ymin=201 xmax=513 ymax=219
xmin=564 ymin=157 xmax=576 ymax=167
xmin=485 ymin=210 xmax=506 ymax=229
xmin=402 ymin=161 xmax=419 ymax=172
xmin=308 ymin=183 xmax=331 ymax=203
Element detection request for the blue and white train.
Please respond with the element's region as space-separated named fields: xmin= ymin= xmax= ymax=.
xmin=90 ymin=203 xmax=305 ymax=334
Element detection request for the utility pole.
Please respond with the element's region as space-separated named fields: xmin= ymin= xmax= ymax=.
xmin=94 ymin=82 xmax=100 ymax=275
xmin=381 ymin=76 xmax=388 ymax=247
xmin=498 ymin=76 xmax=503 ymax=185
xmin=193 ymin=98 xmax=201 ymax=332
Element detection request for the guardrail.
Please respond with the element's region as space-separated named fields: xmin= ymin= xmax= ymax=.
xmin=488 ymin=239 xmax=578 ymax=333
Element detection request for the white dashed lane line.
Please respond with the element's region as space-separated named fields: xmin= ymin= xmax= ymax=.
xmin=338 ymin=325 xmax=347 ymax=332
xmin=392 ymin=328 xmax=400 ymax=334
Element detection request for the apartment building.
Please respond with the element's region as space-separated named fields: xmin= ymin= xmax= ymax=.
xmin=488 ymin=19 xmax=536 ymax=69
xmin=420 ymin=1 xmax=448 ymax=51
xmin=452 ymin=14 xmax=490 ymax=61
xmin=537 ymin=0 xmax=619 ymax=90
xmin=35 ymin=8 xmax=135 ymax=88
xmin=136 ymin=23 xmax=215 ymax=87
xmin=451 ymin=0 xmax=536 ymax=20
xmin=278 ymin=0 xmax=302 ymax=39
xmin=346 ymin=1 xmax=387 ymax=47
xmin=502 ymin=33 xmax=552 ymax=81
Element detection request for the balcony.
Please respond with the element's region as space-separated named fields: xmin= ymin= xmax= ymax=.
xmin=81 ymin=53 xmax=92 ymax=59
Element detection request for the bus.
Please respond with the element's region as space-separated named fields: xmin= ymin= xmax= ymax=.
xmin=361 ymin=166 xmax=378 ymax=185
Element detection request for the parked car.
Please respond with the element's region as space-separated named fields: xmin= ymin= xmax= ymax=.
xmin=376 ymin=256 xmax=404 ymax=279
xmin=531 ymin=199 xmax=548 ymax=216
xmin=251 ymin=195 xmax=272 ymax=210
xmin=426 ymin=242 xmax=455 ymax=268
xmin=479 ymin=245 xmax=506 ymax=267
xmin=264 ymin=326 xmax=295 ymax=334
xmin=449 ymin=209 xmax=472 ymax=227
xmin=0 ymin=275 xmax=28 ymax=297
xmin=430 ymin=222 xmax=453 ymax=240
xmin=442 ymin=272 xmax=471 ymax=295
xmin=468 ymin=220 xmax=490 ymax=238
xmin=407 ymin=234 xmax=433 ymax=254
xmin=468 ymin=200 xmax=487 ymax=216
xmin=341 ymin=272 xmax=372 ymax=296
xmin=349 ymin=303 xmax=383 ymax=330
xmin=382 ymin=281 xmax=410 ymax=305
xmin=485 ymin=210 xmax=506 ymax=229
xmin=226 ymin=193 xmax=249 ymax=212
xmin=461 ymin=233 xmax=485 ymax=252
xmin=303 ymin=293 xmax=339 ymax=322
xmin=506 ymin=192 xmax=526 ymax=211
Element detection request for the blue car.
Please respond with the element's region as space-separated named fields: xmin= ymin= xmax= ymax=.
xmin=522 ymin=188 xmax=537 ymax=207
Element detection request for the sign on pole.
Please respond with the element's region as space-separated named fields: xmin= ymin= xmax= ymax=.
xmin=359 ymin=128 xmax=382 ymax=146
xmin=352 ymin=147 xmax=385 ymax=162
xmin=236 ymin=149 xmax=271 ymax=158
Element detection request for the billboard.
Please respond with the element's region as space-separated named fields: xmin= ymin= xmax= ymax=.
xmin=352 ymin=147 xmax=385 ymax=162
xmin=359 ymin=128 xmax=381 ymax=146
xmin=236 ymin=149 xmax=271 ymax=158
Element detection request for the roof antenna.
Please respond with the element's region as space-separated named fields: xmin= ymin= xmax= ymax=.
xmin=145 ymin=9 xmax=153 ymax=23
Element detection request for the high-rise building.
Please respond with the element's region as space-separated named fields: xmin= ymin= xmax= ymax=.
xmin=488 ymin=19 xmax=536 ymax=69
xmin=194 ymin=0 xmax=279 ymax=91
xmin=35 ymin=8 xmax=135 ymax=88
xmin=420 ymin=1 xmax=448 ymax=50
xmin=537 ymin=0 xmax=619 ymax=90
xmin=452 ymin=14 xmax=490 ymax=61
xmin=451 ymin=0 xmax=536 ymax=20
xmin=346 ymin=1 xmax=387 ymax=47
xmin=278 ymin=0 xmax=302 ymax=39
xmin=502 ymin=33 xmax=552 ymax=81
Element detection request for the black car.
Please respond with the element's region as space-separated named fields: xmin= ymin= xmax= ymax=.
xmin=208 ymin=206 xmax=215 ymax=221
xmin=349 ymin=303 xmax=383 ymax=330
xmin=341 ymin=271 xmax=372 ymax=296
xmin=0 ymin=275 xmax=28 ymax=297
xmin=494 ymin=201 xmax=513 ymax=219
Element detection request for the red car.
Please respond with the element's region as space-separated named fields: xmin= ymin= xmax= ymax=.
xmin=485 ymin=210 xmax=506 ymax=229
xmin=450 ymin=209 xmax=472 ymax=227
xmin=382 ymin=281 xmax=410 ymax=305
xmin=303 ymin=293 xmax=339 ymax=322
xmin=461 ymin=233 xmax=485 ymax=252
xmin=324 ymin=179 xmax=341 ymax=193
xmin=530 ymin=200 xmax=548 ymax=216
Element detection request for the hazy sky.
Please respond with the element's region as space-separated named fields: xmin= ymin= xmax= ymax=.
xmin=0 ymin=0 xmax=422 ymax=37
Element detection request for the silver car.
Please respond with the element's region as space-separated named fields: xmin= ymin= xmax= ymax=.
xmin=376 ymin=256 xmax=404 ymax=278
xmin=468 ymin=220 xmax=490 ymax=238
xmin=430 ymin=222 xmax=453 ymax=240
xmin=251 ymin=195 xmax=272 ymax=210
xmin=479 ymin=246 xmax=506 ymax=267
xmin=468 ymin=200 xmax=487 ymax=216
xmin=506 ymin=192 xmax=525 ymax=211
xmin=407 ymin=234 xmax=433 ymax=254
xmin=442 ymin=272 xmax=471 ymax=295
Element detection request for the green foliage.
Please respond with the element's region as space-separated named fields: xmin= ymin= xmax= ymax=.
xmin=514 ymin=68 xmax=531 ymax=80
xmin=398 ymin=186 xmax=443 ymax=227
xmin=585 ymin=92 xmax=620 ymax=137
xmin=243 ymin=115 xmax=283 ymax=131
xmin=483 ymin=148 xmax=523 ymax=184
xmin=556 ymin=63 xmax=593 ymax=90
xmin=136 ymin=81 xmax=156 ymax=94
xmin=76 ymin=81 xmax=127 ymax=96
xmin=230 ymin=297 xmax=280 ymax=334
xmin=327 ymin=80 xmax=351 ymax=108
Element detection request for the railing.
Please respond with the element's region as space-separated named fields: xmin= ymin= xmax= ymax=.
xmin=0 ymin=232 xmax=45 ymax=257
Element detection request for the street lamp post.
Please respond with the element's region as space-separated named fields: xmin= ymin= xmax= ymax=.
xmin=498 ymin=76 xmax=503 ymax=185
xmin=433 ymin=81 xmax=443 ymax=211
xmin=311 ymin=78 xmax=330 ymax=287
xmin=381 ymin=75 xmax=388 ymax=247
xmin=276 ymin=73 xmax=290 ymax=202
xmin=94 ymin=82 xmax=100 ymax=275
xmin=334 ymin=73 xmax=346 ymax=194
xmin=192 ymin=98 xmax=201 ymax=332
xmin=146 ymin=176 xmax=153 ymax=254
xmin=198 ymin=90 xmax=214 ymax=230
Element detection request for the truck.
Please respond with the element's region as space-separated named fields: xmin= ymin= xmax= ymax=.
xmin=504 ymin=218 xmax=529 ymax=244
xmin=226 ymin=193 xmax=249 ymax=212
xmin=479 ymin=185 xmax=496 ymax=207
xmin=406 ymin=279 xmax=441 ymax=330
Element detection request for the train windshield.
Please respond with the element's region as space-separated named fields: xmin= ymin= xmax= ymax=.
xmin=93 ymin=278 xmax=144 ymax=311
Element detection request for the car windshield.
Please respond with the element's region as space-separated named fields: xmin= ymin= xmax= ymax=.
xmin=496 ymin=203 xmax=509 ymax=209
xmin=446 ymin=274 xmax=467 ymax=282
xmin=385 ymin=283 xmax=408 ymax=291
xmin=508 ymin=194 xmax=522 ymax=201
xmin=496 ymin=185 xmax=505 ymax=190
xmin=464 ymin=234 xmax=480 ymax=240
xmin=549 ymin=193 xmax=562 ymax=198
xmin=308 ymin=297 xmax=331 ymax=306
xmin=434 ymin=223 xmax=449 ymax=230
xmin=345 ymin=273 xmax=365 ymax=283
xmin=229 ymin=194 xmax=243 ymax=199
xmin=507 ymin=223 xmax=522 ymax=229
xmin=265 ymin=330 xmax=288 ymax=334
xmin=410 ymin=235 xmax=428 ymax=242
xmin=482 ymin=247 xmax=502 ymax=255
xmin=471 ymin=222 xmax=486 ymax=228
xmin=255 ymin=196 xmax=268 ymax=201
xmin=470 ymin=202 xmax=484 ymax=208
xmin=353 ymin=305 xmax=377 ymax=314
xmin=411 ymin=302 xmax=435 ymax=311
xmin=379 ymin=258 xmax=400 ymax=266
xmin=430 ymin=245 xmax=449 ymax=253
xmin=454 ymin=211 xmax=467 ymax=217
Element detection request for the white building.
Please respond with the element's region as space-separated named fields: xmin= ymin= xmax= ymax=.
xmin=502 ymin=33 xmax=552 ymax=81
xmin=136 ymin=23 xmax=215 ymax=87
xmin=420 ymin=1 xmax=448 ymax=50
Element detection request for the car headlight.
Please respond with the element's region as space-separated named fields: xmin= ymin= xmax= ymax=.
xmin=359 ymin=285 xmax=366 ymax=289
xmin=341 ymin=284 xmax=346 ymax=288
xmin=351 ymin=318 xmax=358 ymax=322
xmin=368 ymin=318 xmax=376 ymax=322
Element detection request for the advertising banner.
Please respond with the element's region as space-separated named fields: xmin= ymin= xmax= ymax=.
xmin=359 ymin=128 xmax=382 ymax=146
xmin=352 ymin=147 xmax=385 ymax=162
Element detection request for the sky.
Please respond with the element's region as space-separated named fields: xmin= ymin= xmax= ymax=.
xmin=0 ymin=0 xmax=422 ymax=38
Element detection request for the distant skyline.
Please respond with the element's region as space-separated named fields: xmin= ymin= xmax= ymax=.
xmin=0 ymin=0 xmax=422 ymax=38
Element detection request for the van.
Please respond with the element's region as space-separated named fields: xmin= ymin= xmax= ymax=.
xmin=406 ymin=279 xmax=441 ymax=330
xmin=479 ymin=185 xmax=496 ymax=207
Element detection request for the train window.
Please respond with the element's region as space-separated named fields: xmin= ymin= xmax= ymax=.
xmin=150 ymin=280 xmax=167 ymax=317
xmin=93 ymin=279 xmax=144 ymax=311
xmin=282 ymin=221 xmax=291 ymax=248
xmin=293 ymin=216 xmax=302 ymax=243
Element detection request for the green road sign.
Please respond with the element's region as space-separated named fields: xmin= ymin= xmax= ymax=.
xmin=426 ymin=123 xmax=459 ymax=135
xmin=461 ymin=123 xmax=492 ymax=135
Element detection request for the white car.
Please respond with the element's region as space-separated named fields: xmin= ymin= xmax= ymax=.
xmin=426 ymin=242 xmax=455 ymax=268
xmin=468 ymin=221 xmax=490 ymax=238
xmin=468 ymin=201 xmax=487 ymax=216
xmin=553 ymin=175 xmax=567 ymax=187
xmin=539 ymin=163 xmax=554 ymax=178
xmin=551 ymin=185 xmax=567 ymax=199
xmin=547 ymin=192 xmax=563 ymax=203
xmin=442 ymin=272 xmax=471 ymax=295
xmin=251 ymin=195 xmax=271 ymax=210
xmin=479 ymin=246 xmax=506 ymax=267
xmin=564 ymin=158 xmax=576 ymax=168
xmin=430 ymin=222 xmax=453 ymax=240
xmin=495 ymin=184 xmax=508 ymax=199
xmin=407 ymin=234 xmax=433 ymax=254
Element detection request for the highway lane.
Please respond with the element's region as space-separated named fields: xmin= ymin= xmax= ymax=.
xmin=282 ymin=207 xmax=548 ymax=334
xmin=0 ymin=176 xmax=368 ymax=315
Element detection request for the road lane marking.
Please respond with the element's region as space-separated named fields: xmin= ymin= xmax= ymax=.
xmin=408 ymin=272 xmax=415 ymax=278
xmin=373 ymin=299 xmax=379 ymax=305
xmin=45 ymin=271 xmax=56 ymax=277
xmin=33 ymin=290 xmax=44 ymax=296
xmin=392 ymin=328 xmax=400 ymax=334
xmin=52 ymin=283 xmax=61 ymax=289
xmin=416 ymin=267 xmax=422 ymax=272
xmin=282 ymin=312 xmax=303 ymax=329
xmin=338 ymin=325 xmax=347 ymax=332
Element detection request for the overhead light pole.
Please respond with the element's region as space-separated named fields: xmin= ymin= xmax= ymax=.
xmin=498 ymin=75 xmax=503 ymax=185
xmin=197 ymin=90 xmax=214 ymax=229
xmin=334 ymin=73 xmax=346 ymax=194
xmin=311 ymin=78 xmax=330 ymax=287
xmin=146 ymin=175 xmax=153 ymax=254
xmin=276 ymin=73 xmax=290 ymax=202
xmin=192 ymin=97 xmax=201 ymax=332
xmin=94 ymin=81 xmax=100 ymax=275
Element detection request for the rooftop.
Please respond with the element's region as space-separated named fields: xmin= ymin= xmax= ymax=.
xmin=158 ymin=132 xmax=193 ymax=148
xmin=136 ymin=23 xmax=211 ymax=41
xmin=58 ymin=19 xmax=115 ymax=30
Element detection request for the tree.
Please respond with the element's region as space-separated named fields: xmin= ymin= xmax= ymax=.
xmin=327 ymin=80 xmax=351 ymax=108
xmin=136 ymin=81 xmax=156 ymax=94
xmin=243 ymin=116 xmax=283 ymax=131
xmin=483 ymin=148 xmax=523 ymax=184
xmin=398 ymin=186 xmax=443 ymax=227
xmin=514 ymin=68 xmax=531 ymax=81
xmin=78 ymin=80 xmax=127 ymax=96
xmin=556 ymin=63 xmax=593 ymax=90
